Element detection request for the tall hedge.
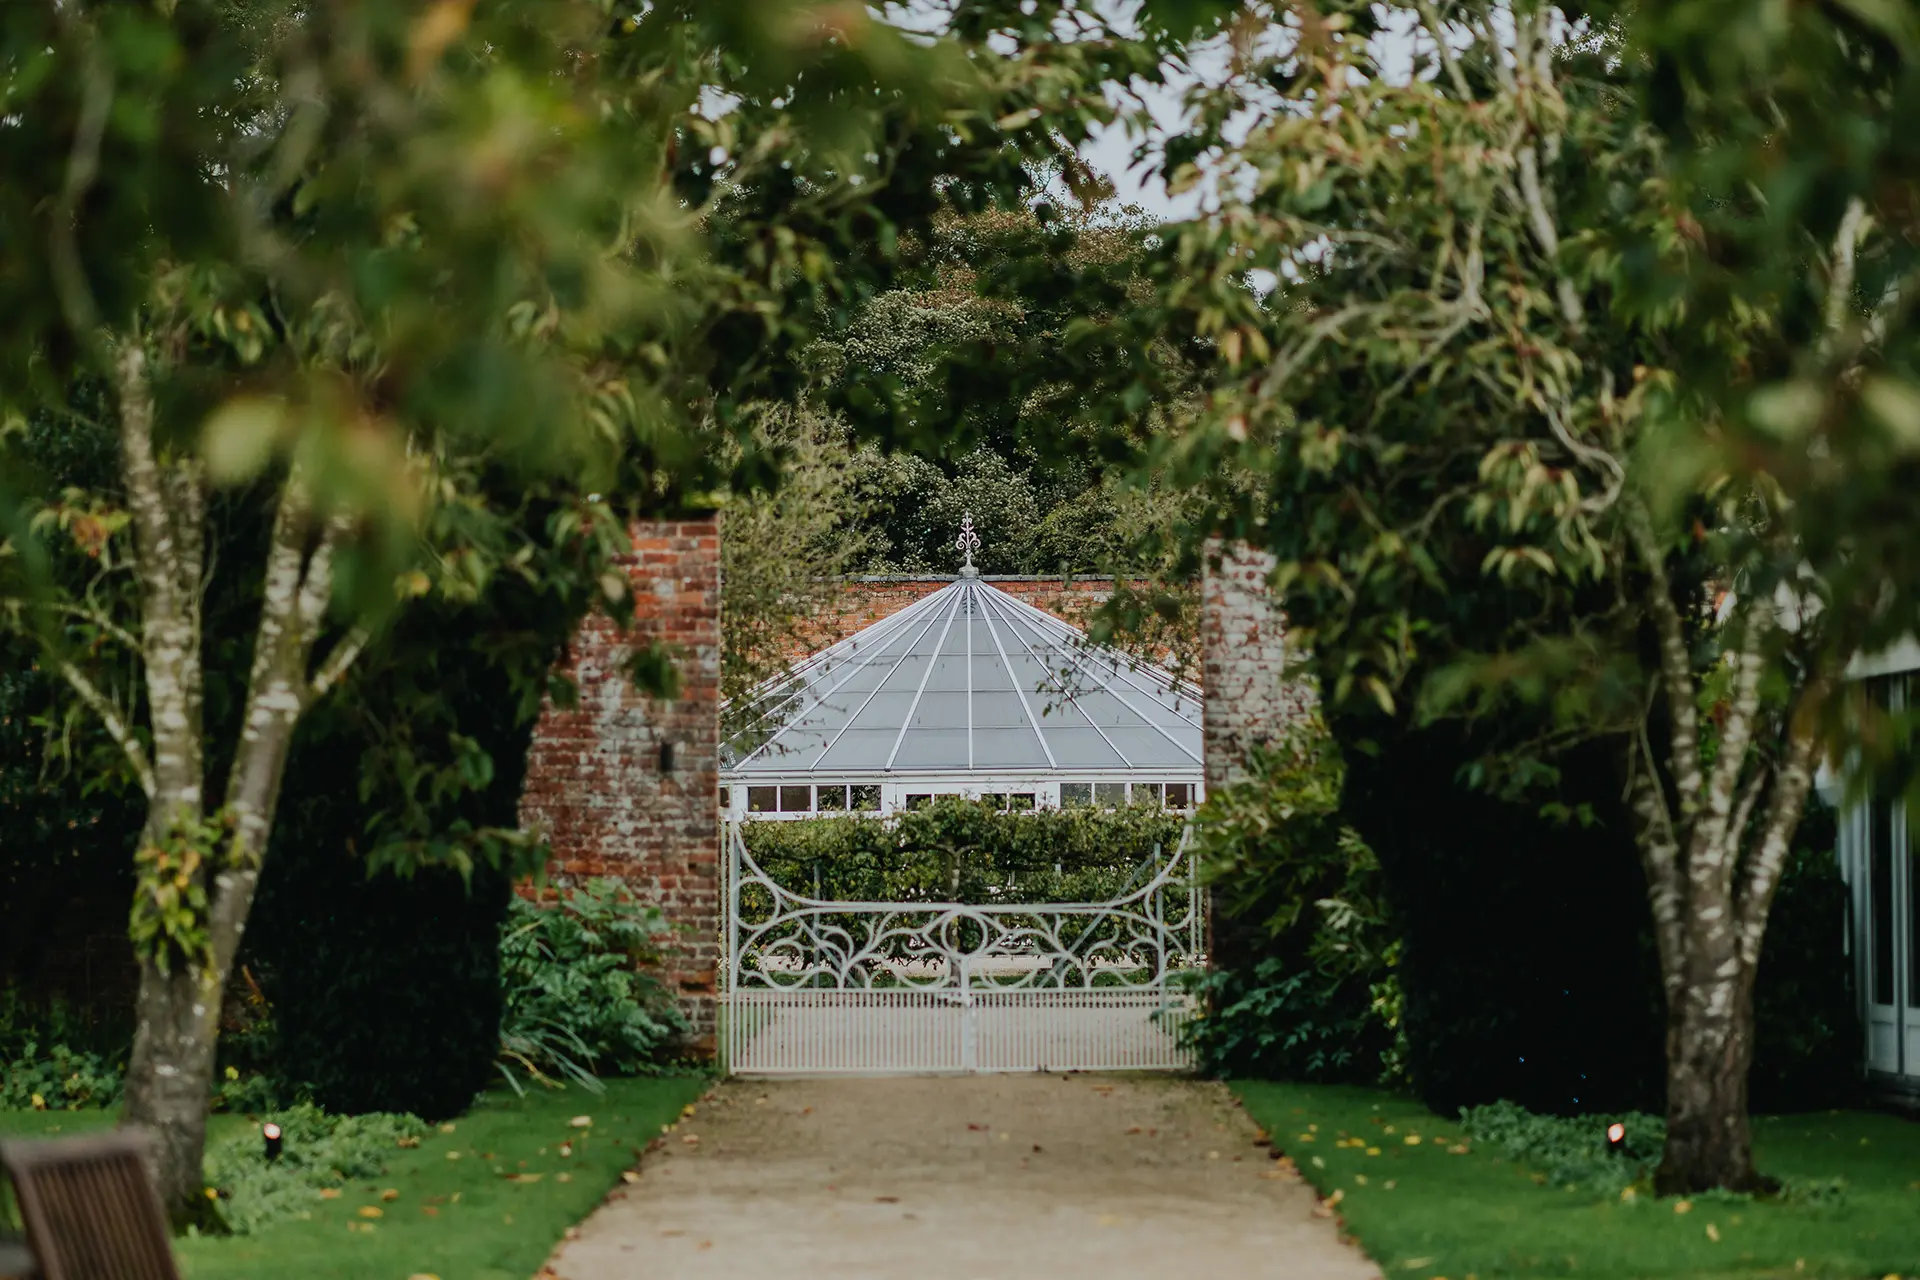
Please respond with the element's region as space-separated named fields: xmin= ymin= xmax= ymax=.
xmin=1332 ymin=714 xmax=1860 ymax=1117
xmin=740 ymin=799 xmax=1190 ymax=905
xmin=246 ymin=583 xmax=563 ymax=1119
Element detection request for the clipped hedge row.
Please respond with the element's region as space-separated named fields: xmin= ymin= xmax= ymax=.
xmin=740 ymin=798 xmax=1190 ymax=905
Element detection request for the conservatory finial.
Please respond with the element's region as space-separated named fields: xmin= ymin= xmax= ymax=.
xmin=956 ymin=512 xmax=982 ymax=577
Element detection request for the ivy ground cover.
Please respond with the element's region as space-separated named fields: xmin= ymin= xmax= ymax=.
xmin=2 ymin=1078 xmax=704 ymax=1280
xmin=1236 ymin=1083 xmax=1920 ymax=1280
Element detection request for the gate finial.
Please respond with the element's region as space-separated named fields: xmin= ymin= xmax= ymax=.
xmin=956 ymin=512 xmax=982 ymax=578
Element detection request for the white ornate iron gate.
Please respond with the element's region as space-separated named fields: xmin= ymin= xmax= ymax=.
xmin=721 ymin=824 xmax=1201 ymax=1075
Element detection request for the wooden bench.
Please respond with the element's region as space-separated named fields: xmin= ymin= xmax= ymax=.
xmin=0 ymin=1129 xmax=180 ymax=1280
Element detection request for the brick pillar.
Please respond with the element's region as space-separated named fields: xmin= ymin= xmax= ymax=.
xmin=1201 ymin=538 xmax=1314 ymax=969
xmin=1202 ymin=538 xmax=1311 ymax=788
xmin=518 ymin=516 xmax=722 ymax=1055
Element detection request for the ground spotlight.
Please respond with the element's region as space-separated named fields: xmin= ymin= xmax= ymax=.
xmin=263 ymin=1122 xmax=283 ymax=1163
xmin=1606 ymin=1122 xmax=1625 ymax=1156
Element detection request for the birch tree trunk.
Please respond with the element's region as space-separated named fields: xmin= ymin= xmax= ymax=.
xmin=99 ymin=341 xmax=366 ymax=1218
xmin=1625 ymin=501 xmax=1823 ymax=1194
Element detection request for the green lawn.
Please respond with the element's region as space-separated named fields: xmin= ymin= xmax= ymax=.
xmin=1235 ymin=1082 xmax=1920 ymax=1280
xmin=4 ymin=1077 xmax=706 ymax=1280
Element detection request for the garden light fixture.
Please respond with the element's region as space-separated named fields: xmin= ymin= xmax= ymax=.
xmin=1606 ymin=1122 xmax=1625 ymax=1156
xmin=262 ymin=1122 xmax=283 ymax=1163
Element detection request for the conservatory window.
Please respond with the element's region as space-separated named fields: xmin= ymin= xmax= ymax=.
xmin=1165 ymin=783 xmax=1193 ymax=809
xmin=851 ymin=785 xmax=881 ymax=811
xmin=747 ymin=786 xmax=778 ymax=813
xmin=1132 ymin=783 xmax=1164 ymax=806
xmin=1008 ymin=793 xmax=1036 ymax=811
xmin=718 ymin=786 xmax=731 ymax=810
xmin=1093 ymin=782 xmax=1126 ymax=807
xmin=817 ymin=785 xmax=848 ymax=811
xmin=1059 ymin=783 xmax=1092 ymax=807
xmin=905 ymin=793 xmax=933 ymax=810
xmin=779 ymin=785 xmax=813 ymax=813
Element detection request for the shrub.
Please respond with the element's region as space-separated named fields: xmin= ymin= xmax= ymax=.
xmin=254 ymin=853 xmax=510 ymax=1121
xmin=497 ymin=879 xmax=684 ymax=1092
xmin=1750 ymin=803 xmax=1862 ymax=1112
xmin=0 ymin=1041 xmax=124 ymax=1111
xmin=1336 ymin=714 xmax=1669 ymax=1116
xmin=1336 ymin=712 xmax=1862 ymax=1116
xmin=1184 ymin=724 xmax=1403 ymax=1083
xmin=202 ymin=1102 xmax=428 ymax=1234
xmin=1460 ymin=1099 xmax=1664 ymax=1193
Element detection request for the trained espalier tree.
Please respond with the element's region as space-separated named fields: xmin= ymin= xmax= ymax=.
xmin=0 ymin=0 xmax=1163 ymax=1217
xmin=1142 ymin=1 xmax=1906 ymax=1192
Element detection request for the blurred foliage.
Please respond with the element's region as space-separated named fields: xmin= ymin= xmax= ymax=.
xmin=497 ymin=879 xmax=685 ymax=1093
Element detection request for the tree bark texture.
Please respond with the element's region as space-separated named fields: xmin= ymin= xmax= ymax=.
xmin=1624 ymin=499 xmax=1821 ymax=1195
xmin=104 ymin=340 xmax=365 ymax=1217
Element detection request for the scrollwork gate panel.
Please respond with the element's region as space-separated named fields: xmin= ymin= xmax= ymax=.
xmin=721 ymin=825 xmax=1200 ymax=1075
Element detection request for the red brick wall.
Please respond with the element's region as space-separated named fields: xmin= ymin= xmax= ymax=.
xmin=518 ymin=517 xmax=722 ymax=1054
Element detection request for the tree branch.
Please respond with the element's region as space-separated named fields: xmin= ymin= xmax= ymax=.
xmin=1694 ymin=594 xmax=1773 ymax=877
xmin=1414 ymin=0 xmax=1473 ymax=100
xmin=1627 ymin=725 xmax=1686 ymax=999
xmin=53 ymin=658 xmax=156 ymax=798
xmin=307 ymin=627 xmax=369 ymax=705
xmin=1734 ymin=678 xmax=1829 ymax=966
xmin=1625 ymin=495 xmax=1704 ymax=815
xmin=1824 ymin=197 xmax=1866 ymax=345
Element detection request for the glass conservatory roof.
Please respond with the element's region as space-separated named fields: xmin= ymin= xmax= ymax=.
xmin=721 ymin=576 xmax=1203 ymax=778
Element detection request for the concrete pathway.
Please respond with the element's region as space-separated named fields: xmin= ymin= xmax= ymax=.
xmin=547 ymin=1074 xmax=1381 ymax=1280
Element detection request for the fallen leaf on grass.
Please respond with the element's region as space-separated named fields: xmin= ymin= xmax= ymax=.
xmin=396 ymin=1136 xmax=420 ymax=1149
xmin=318 ymin=1189 xmax=341 ymax=1200
xmin=1705 ymin=1224 xmax=1721 ymax=1242
xmin=380 ymin=1189 xmax=399 ymax=1202
xmin=1366 ymin=1147 xmax=1382 ymax=1157
xmin=1400 ymin=1259 xmax=1434 ymax=1270
xmin=1404 ymin=1135 xmax=1422 ymax=1146
xmin=406 ymin=1274 xmax=440 ymax=1279
xmin=1447 ymin=1145 xmax=1469 ymax=1155
xmin=439 ymin=1123 xmax=456 ymax=1134
xmin=357 ymin=1207 xmax=383 ymax=1219
xmin=420 ymin=1207 xmax=438 ymax=1218
xmin=1673 ymin=1199 xmax=1693 ymax=1215
xmin=446 ymin=1152 xmax=462 ymax=1160
xmin=571 ymin=1115 xmax=593 ymax=1128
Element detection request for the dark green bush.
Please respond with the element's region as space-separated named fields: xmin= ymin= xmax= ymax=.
xmin=498 ymin=879 xmax=685 ymax=1091
xmin=741 ymin=798 xmax=1189 ymax=904
xmin=1336 ymin=712 xmax=1861 ymax=1117
xmin=1337 ymin=715 xmax=1669 ymax=1116
xmin=254 ymin=848 xmax=510 ymax=1121
xmin=247 ymin=574 xmax=566 ymax=1119
xmin=1183 ymin=727 xmax=1403 ymax=1083
xmin=1750 ymin=802 xmax=1862 ymax=1113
